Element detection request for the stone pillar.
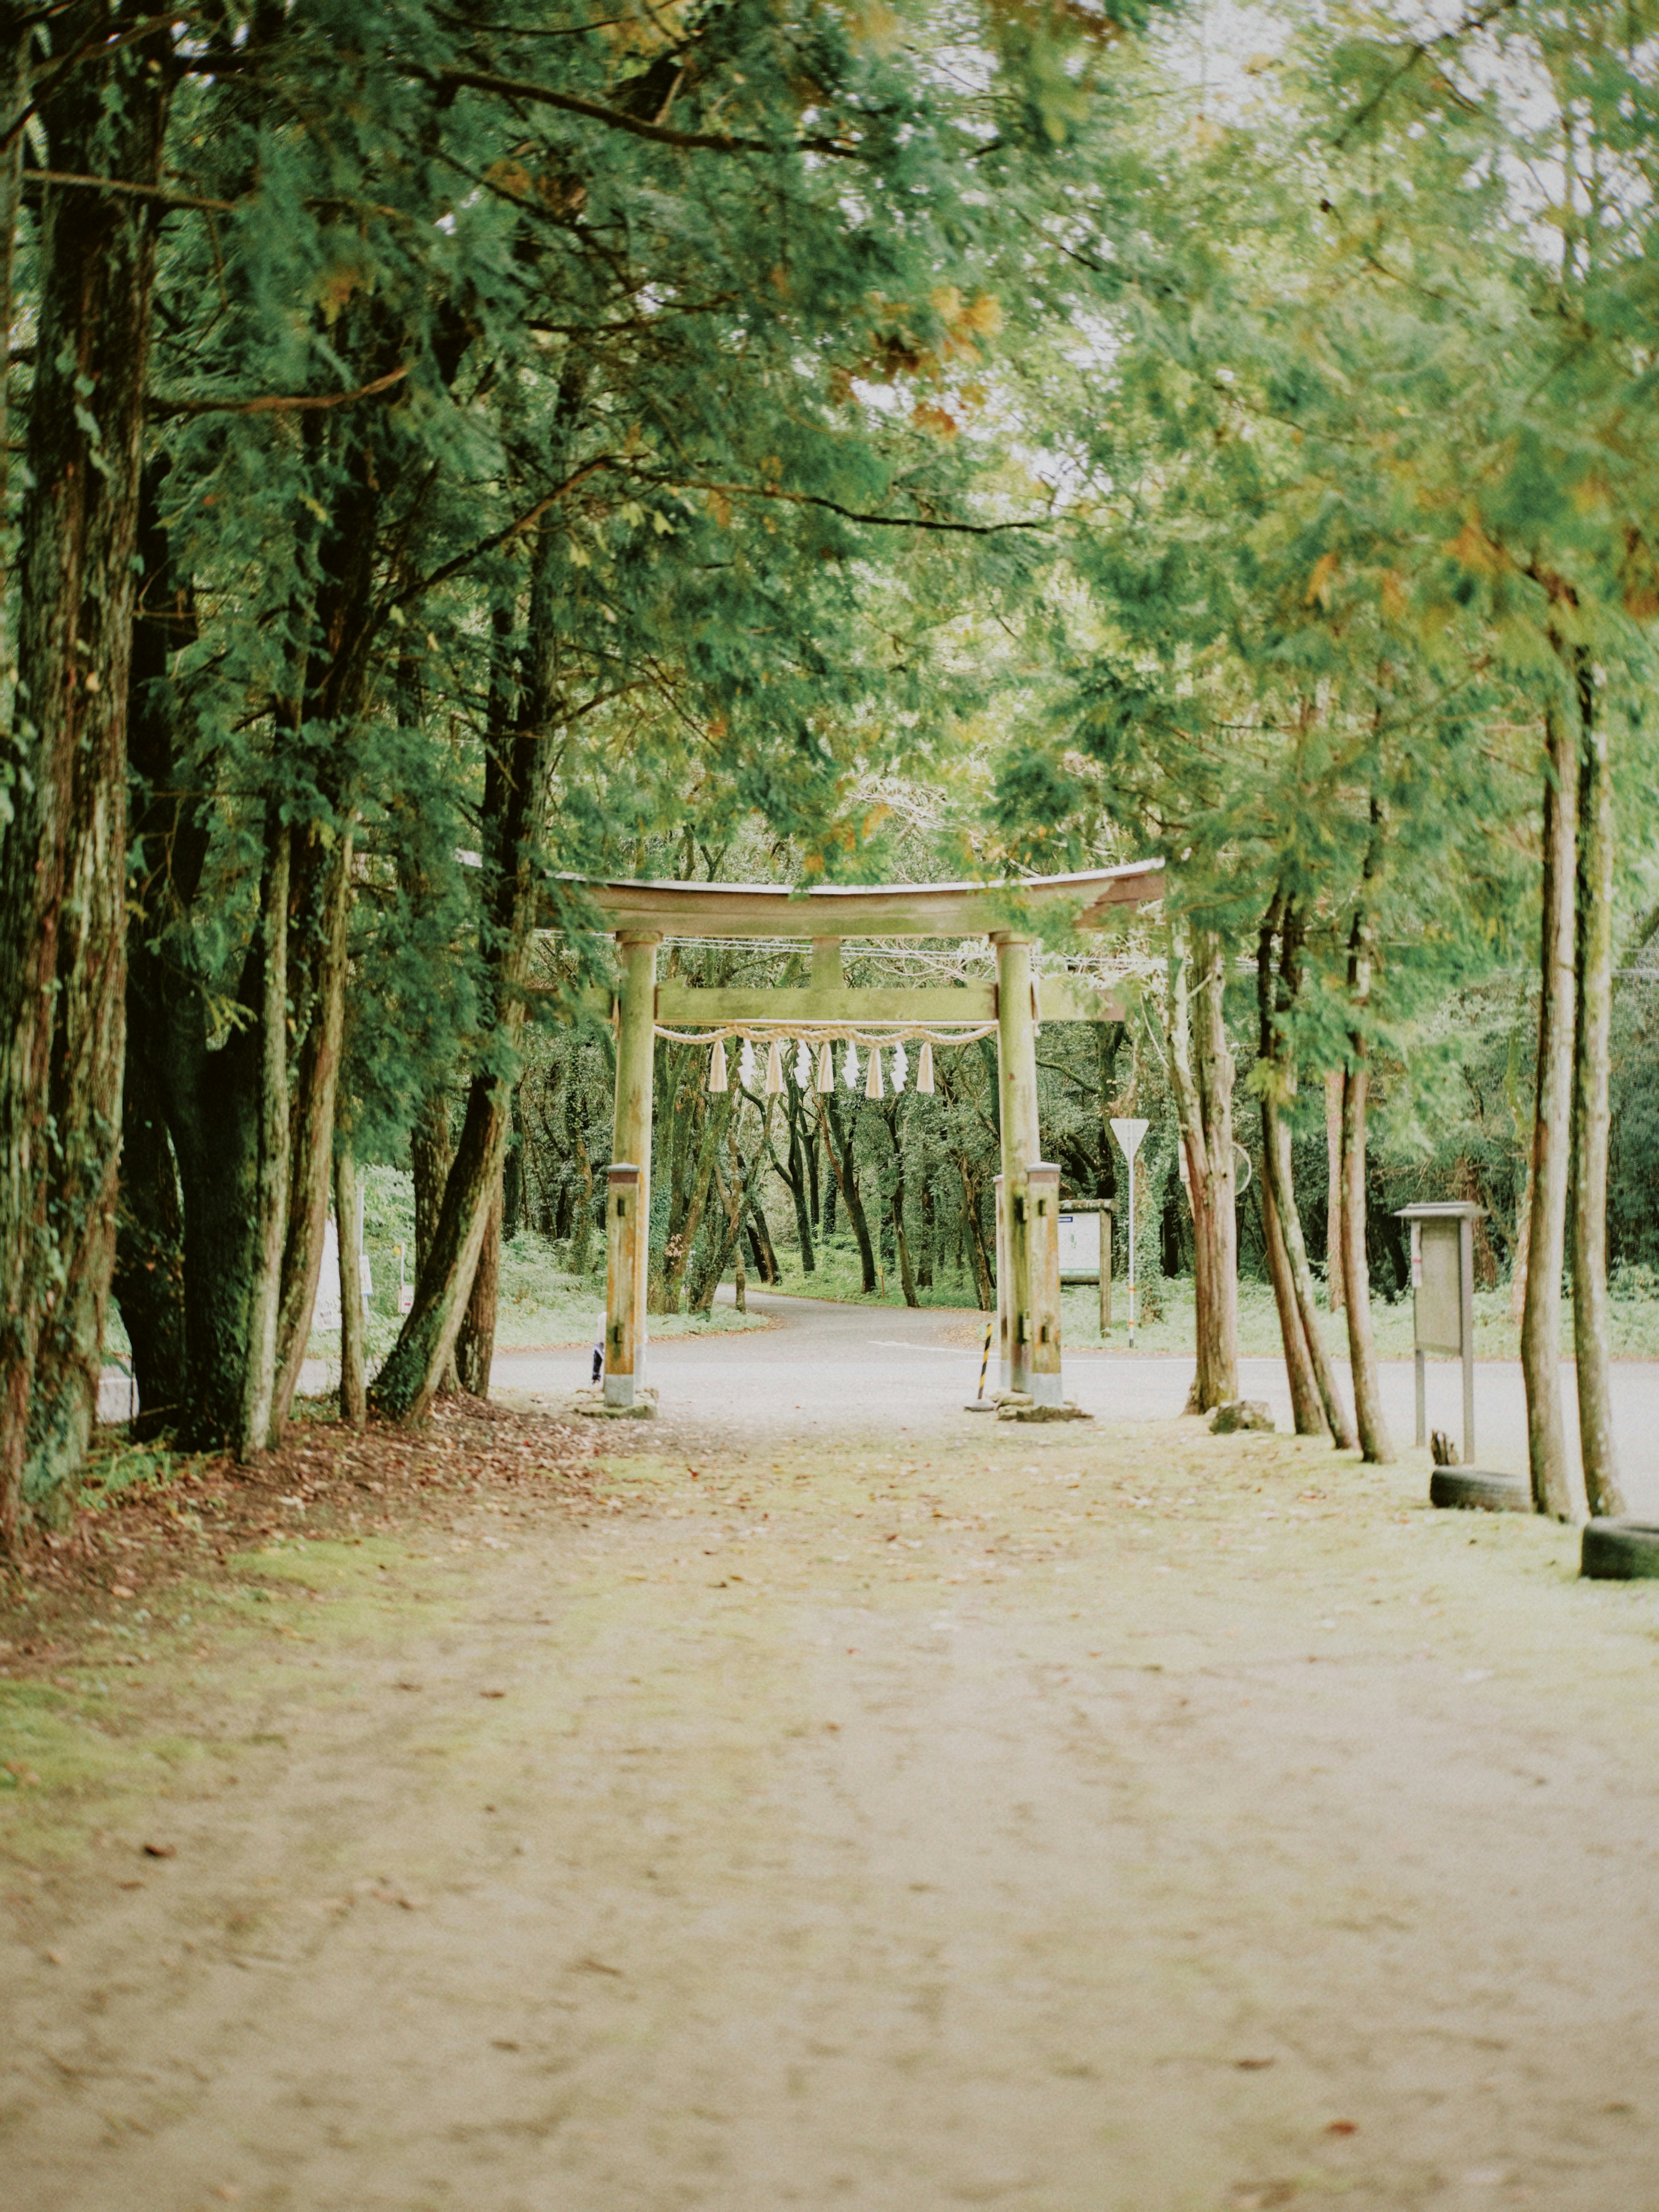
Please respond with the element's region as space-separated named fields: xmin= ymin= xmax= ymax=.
xmin=603 ymin=1163 xmax=643 ymax=1405
xmin=994 ymin=934 xmax=1041 ymax=1396
xmin=1027 ymin=1162 xmax=1063 ymax=1407
xmin=605 ymin=932 xmax=659 ymax=1408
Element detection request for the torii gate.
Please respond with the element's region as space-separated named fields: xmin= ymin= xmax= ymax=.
xmin=570 ymin=860 xmax=1164 ymax=1411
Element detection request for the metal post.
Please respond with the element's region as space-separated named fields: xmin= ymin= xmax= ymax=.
xmin=994 ymin=935 xmax=1040 ymax=1396
xmin=1460 ymin=1212 xmax=1476 ymax=1468
xmin=1099 ymin=1207 xmax=1112 ymax=1337
xmin=605 ymin=932 xmax=659 ymax=1408
xmin=1127 ymin=1149 xmax=1136 ymax=1345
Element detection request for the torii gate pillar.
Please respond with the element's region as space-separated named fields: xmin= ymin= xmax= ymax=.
xmin=604 ymin=931 xmax=660 ymax=1407
xmin=993 ymin=934 xmax=1063 ymax=1406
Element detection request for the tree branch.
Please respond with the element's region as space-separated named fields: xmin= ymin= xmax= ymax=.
xmin=643 ymin=473 xmax=1049 ymax=537
xmin=411 ymin=63 xmax=863 ymax=160
xmin=24 ymin=168 xmax=237 ymax=212
xmin=148 ymin=365 xmax=411 ymax=420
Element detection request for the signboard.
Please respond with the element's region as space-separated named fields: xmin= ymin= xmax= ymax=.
xmin=1058 ymin=1211 xmax=1100 ymax=1280
xmin=1413 ymin=1219 xmax=1464 ymax=1355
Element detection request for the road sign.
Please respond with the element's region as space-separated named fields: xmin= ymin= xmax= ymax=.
xmin=1109 ymin=1118 xmax=1151 ymax=1344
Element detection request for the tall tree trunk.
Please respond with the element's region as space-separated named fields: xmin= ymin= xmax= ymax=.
xmin=502 ymin=1079 xmax=524 ymax=1242
xmin=1340 ymin=1059 xmax=1391 ymax=1462
xmin=1342 ymin=808 xmax=1392 ymax=1465
xmin=819 ymin=1095 xmax=877 ymax=1292
xmin=1170 ymin=924 xmax=1238 ymax=1412
xmin=1257 ymin=899 xmax=1356 ymax=1450
xmin=890 ymin=1159 xmax=919 ymax=1307
xmin=335 ymin=1141 xmax=366 ymax=1428
xmin=235 ymin=823 xmax=292 ymax=1463
xmin=370 ymin=550 xmax=551 ymax=1422
xmin=1325 ymin=1069 xmax=1345 ymax=1313
xmin=1522 ymin=707 xmax=1578 ymax=1519
xmin=0 ymin=22 xmax=172 ymax=1545
xmin=784 ymin=1095 xmax=815 ymax=1271
xmin=412 ymin=1089 xmax=454 ymax=1280
xmin=959 ymin=1161 xmax=995 ymax=1311
xmin=1259 ymin=1135 xmax=1325 ymax=1435
xmin=270 ymin=825 xmax=355 ymax=1438
xmin=455 ymin=1168 xmax=502 ymax=1397
xmin=110 ymin=1053 xmax=187 ymax=1438
xmin=1572 ymin=666 xmax=1622 ymax=1516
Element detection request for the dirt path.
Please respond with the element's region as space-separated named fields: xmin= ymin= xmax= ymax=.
xmin=6 ymin=1380 xmax=1659 ymax=2210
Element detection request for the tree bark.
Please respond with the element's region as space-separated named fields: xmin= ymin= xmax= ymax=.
xmin=234 ymin=821 xmax=292 ymax=1463
xmin=1340 ymin=1058 xmax=1392 ymax=1462
xmin=110 ymin=1049 xmax=187 ymax=1438
xmin=1341 ymin=808 xmax=1392 ymax=1465
xmin=1257 ymin=899 xmax=1356 ymax=1450
xmin=369 ymin=547 xmax=551 ymax=1421
xmin=335 ymin=1143 xmax=366 ymax=1427
xmin=455 ymin=1168 xmax=503 ymax=1398
xmin=1170 ymin=925 xmax=1238 ymax=1412
xmin=819 ymin=1094 xmax=877 ymax=1292
xmin=412 ymin=1088 xmax=455 ymax=1280
xmin=0 ymin=16 xmax=172 ymax=1545
xmin=1572 ymin=664 xmax=1623 ymax=1516
xmin=270 ymin=823 xmax=355 ymax=1439
xmin=1522 ymin=707 xmax=1578 ymax=1519
xmin=1325 ymin=1069 xmax=1345 ymax=1313
xmin=1259 ymin=1135 xmax=1325 ymax=1435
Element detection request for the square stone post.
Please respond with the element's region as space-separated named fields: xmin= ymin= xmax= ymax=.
xmin=604 ymin=1164 xmax=643 ymax=1403
xmin=994 ymin=1173 xmax=1010 ymax=1389
xmin=994 ymin=934 xmax=1042 ymax=1397
xmin=1027 ymin=1162 xmax=1063 ymax=1407
xmin=605 ymin=931 xmax=659 ymax=1408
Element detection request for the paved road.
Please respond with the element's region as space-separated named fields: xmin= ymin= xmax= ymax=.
xmin=495 ymin=1290 xmax=1659 ymax=1518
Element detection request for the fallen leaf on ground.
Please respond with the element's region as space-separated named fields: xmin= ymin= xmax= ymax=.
xmin=142 ymin=1842 xmax=177 ymax=1859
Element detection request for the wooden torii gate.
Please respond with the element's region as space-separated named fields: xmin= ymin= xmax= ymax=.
xmin=568 ymin=860 xmax=1164 ymax=1411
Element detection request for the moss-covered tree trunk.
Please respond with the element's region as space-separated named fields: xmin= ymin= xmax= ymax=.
xmin=1522 ymin=707 xmax=1578 ymax=1520
xmin=0 ymin=22 xmax=172 ymax=1547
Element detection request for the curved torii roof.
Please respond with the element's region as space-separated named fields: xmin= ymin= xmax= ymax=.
xmin=565 ymin=858 xmax=1163 ymax=940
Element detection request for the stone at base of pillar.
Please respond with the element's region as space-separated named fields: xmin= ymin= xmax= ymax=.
xmin=576 ymin=1385 xmax=657 ymax=1420
xmin=1028 ymin=1371 xmax=1063 ymax=1408
xmin=998 ymin=1358 xmax=1012 ymax=1391
xmin=604 ymin=1372 xmax=637 ymax=1408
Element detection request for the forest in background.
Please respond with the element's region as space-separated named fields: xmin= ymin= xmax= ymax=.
xmin=2 ymin=0 xmax=1657 ymax=1555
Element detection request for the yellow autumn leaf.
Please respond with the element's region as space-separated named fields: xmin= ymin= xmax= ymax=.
xmin=1380 ymin=569 xmax=1408 ymax=623
xmin=1304 ymin=550 xmax=1339 ymax=607
xmin=1445 ymin=518 xmax=1503 ymax=574
xmin=913 ymin=401 xmax=959 ymax=438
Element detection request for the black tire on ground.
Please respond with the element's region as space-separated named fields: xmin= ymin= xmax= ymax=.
xmin=1580 ymin=1521 xmax=1659 ymax=1580
xmin=1429 ymin=1469 xmax=1531 ymax=1513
